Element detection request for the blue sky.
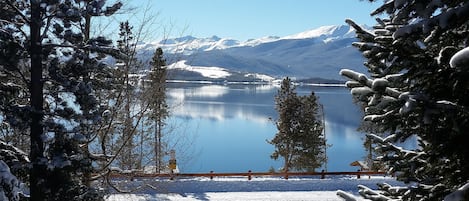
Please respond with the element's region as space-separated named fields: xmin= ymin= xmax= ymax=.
xmin=119 ymin=0 xmax=381 ymax=42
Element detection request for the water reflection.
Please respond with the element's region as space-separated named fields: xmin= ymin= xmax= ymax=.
xmin=167 ymin=83 xmax=366 ymax=172
xmin=168 ymin=84 xmax=276 ymax=122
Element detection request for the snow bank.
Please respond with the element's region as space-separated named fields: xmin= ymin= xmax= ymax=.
xmin=105 ymin=176 xmax=400 ymax=201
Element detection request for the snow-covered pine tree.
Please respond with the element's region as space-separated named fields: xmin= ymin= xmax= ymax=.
xmin=339 ymin=1 xmax=469 ymax=200
xmin=269 ymin=77 xmax=326 ymax=172
xmin=1 ymin=0 xmax=122 ymax=200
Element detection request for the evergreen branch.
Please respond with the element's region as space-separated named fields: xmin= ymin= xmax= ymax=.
xmin=5 ymin=1 xmax=30 ymax=25
xmin=393 ymin=2 xmax=469 ymax=39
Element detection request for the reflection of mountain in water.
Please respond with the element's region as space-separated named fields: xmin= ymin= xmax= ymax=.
xmin=168 ymin=84 xmax=276 ymax=122
xmin=167 ymin=83 xmax=362 ymax=132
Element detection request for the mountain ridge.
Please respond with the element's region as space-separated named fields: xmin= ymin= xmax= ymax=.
xmin=136 ymin=24 xmax=366 ymax=81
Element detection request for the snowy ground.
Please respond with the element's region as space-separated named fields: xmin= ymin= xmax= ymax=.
xmin=105 ymin=175 xmax=400 ymax=201
xmin=106 ymin=191 xmax=341 ymax=201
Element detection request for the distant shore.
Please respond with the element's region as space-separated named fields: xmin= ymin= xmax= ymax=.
xmin=167 ymin=79 xmax=346 ymax=87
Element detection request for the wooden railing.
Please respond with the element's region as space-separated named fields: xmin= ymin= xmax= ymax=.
xmin=109 ymin=170 xmax=387 ymax=180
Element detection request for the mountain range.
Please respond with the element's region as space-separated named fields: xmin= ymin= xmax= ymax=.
xmin=136 ymin=24 xmax=366 ymax=82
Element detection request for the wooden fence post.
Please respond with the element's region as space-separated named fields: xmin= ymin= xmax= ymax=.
xmin=321 ymin=170 xmax=325 ymax=179
xmin=210 ymin=171 xmax=214 ymax=180
xmin=248 ymin=170 xmax=252 ymax=181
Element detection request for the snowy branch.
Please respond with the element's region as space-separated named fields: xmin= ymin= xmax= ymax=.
xmin=345 ymin=18 xmax=375 ymax=42
xmin=358 ymin=184 xmax=395 ymax=201
xmin=0 ymin=141 xmax=29 ymax=163
xmin=364 ymin=111 xmax=394 ymax=122
xmin=340 ymin=69 xmax=403 ymax=99
xmin=336 ymin=190 xmax=360 ymax=201
xmin=449 ymin=47 xmax=469 ymax=69
xmin=367 ymin=133 xmax=422 ymax=158
xmin=393 ymin=2 xmax=469 ymax=38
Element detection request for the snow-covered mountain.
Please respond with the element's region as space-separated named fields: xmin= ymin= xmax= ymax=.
xmin=136 ymin=24 xmax=366 ymax=81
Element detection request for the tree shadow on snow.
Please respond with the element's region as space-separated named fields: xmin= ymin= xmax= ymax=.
xmin=179 ymin=192 xmax=209 ymax=201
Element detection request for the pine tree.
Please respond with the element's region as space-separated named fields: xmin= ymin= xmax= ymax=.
xmin=145 ymin=47 xmax=169 ymax=173
xmin=339 ymin=1 xmax=469 ymax=200
xmin=269 ymin=77 xmax=326 ymax=172
xmin=1 ymin=0 xmax=122 ymax=200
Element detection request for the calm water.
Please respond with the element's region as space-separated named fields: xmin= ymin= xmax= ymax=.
xmin=166 ymin=83 xmax=366 ymax=173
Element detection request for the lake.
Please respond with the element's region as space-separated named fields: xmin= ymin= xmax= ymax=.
xmin=165 ymin=82 xmax=366 ymax=173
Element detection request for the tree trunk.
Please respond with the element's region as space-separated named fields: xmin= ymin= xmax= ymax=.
xmin=30 ymin=1 xmax=46 ymax=200
xmin=154 ymin=117 xmax=163 ymax=173
xmin=154 ymin=119 xmax=159 ymax=173
xmin=158 ymin=118 xmax=163 ymax=173
xmin=283 ymin=144 xmax=290 ymax=173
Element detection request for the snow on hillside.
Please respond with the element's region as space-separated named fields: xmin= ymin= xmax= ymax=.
xmin=244 ymin=73 xmax=275 ymax=82
xmin=105 ymin=175 xmax=401 ymax=201
xmin=168 ymin=60 xmax=231 ymax=79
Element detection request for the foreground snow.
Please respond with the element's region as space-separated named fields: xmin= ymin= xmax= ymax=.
xmin=107 ymin=191 xmax=343 ymax=201
xmin=104 ymin=175 xmax=399 ymax=201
